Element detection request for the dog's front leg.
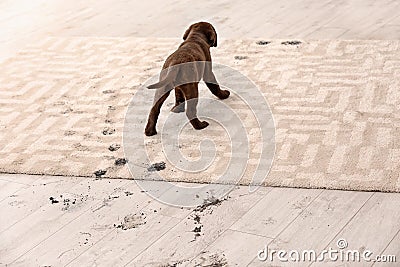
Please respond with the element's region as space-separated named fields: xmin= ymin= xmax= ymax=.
xmin=204 ymin=66 xmax=230 ymax=100
xmin=183 ymin=83 xmax=209 ymax=130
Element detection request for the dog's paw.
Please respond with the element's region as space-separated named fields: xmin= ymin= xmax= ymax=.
xmin=218 ymin=90 xmax=230 ymax=100
xmin=195 ymin=120 xmax=209 ymax=130
xmin=145 ymin=127 xmax=157 ymax=136
xmin=171 ymin=104 xmax=185 ymax=113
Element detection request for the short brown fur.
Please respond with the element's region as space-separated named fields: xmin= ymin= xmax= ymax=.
xmin=145 ymin=22 xmax=230 ymax=136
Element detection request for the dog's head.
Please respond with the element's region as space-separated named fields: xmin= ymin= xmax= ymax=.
xmin=183 ymin=22 xmax=217 ymax=47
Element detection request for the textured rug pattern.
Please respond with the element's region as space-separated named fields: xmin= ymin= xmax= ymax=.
xmin=0 ymin=38 xmax=399 ymax=192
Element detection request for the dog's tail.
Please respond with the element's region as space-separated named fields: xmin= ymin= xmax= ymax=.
xmin=147 ymin=67 xmax=177 ymax=89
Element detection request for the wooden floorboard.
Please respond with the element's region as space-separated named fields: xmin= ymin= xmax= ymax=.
xmin=0 ymin=175 xmax=398 ymax=266
xmin=0 ymin=176 xmax=84 ymax=233
xmin=124 ymin=186 xmax=270 ymax=266
xmin=1 ymin=1 xmax=400 ymax=266
xmin=374 ymin=230 xmax=400 ymax=267
xmin=0 ymin=180 xmax=29 ymax=202
xmin=230 ymin=187 xmax=322 ymax=239
xmin=66 ymin=183 xmax=193 ymax=266
xmin=248 ymin=190 xmax=373 ymax=266
xmin=1 ymin=0 xmax=400 ymax=62
xmin=312 ymin=193 xmax=400 ymax=267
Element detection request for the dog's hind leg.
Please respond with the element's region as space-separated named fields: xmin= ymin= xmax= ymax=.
xmin=183 ymin=84 xmax=209 ymax=130
xmin=145 ymin=88 xmax=171 ymax=136
xmin=171 ymin=87 xmax=185 ymax=113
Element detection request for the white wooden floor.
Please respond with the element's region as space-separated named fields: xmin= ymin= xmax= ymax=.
xmin=0 ymin=174 xmax=399 ymax=266
xmin=1 ymin=0 xmax=400 ymax=62
xmin=1 ymin=1 xmax=399 ymax=266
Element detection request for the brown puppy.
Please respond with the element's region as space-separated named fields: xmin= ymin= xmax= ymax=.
xmin=144 ymin=22 xmax=230 ymax=136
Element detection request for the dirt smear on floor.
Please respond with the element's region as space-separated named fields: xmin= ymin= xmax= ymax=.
xmin=114 ymin=213 xmax=146 ymax=230
xmin=194 ymin=196 xmax=224 ymax=213
xmin=188 ymin=196 xmax=230 ymax=241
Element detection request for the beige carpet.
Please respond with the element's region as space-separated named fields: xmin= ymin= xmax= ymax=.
xmin=0 ymin=37 xmax=399 ymax=192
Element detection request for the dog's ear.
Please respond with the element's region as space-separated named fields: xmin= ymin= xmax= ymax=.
xmin=206 ymin=27 xmax=217 ymax=47
xmin=183 ymin=25 xmax=193 ymax=40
